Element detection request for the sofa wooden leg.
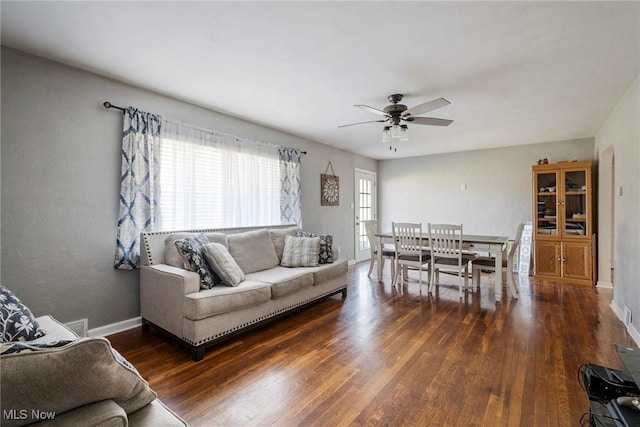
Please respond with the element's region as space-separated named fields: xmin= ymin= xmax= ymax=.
xmin=141 ymin=319 xmax=151 ymax=332
xmin=341 ymin=288 xmax=348 ymax=298
xmin=192 ymin=345 xmax=206 ymax=362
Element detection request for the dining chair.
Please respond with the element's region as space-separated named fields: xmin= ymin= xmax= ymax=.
xmin=471 ymin=223 xmax=525 ymax=292
xmin=363 ymin=219 xmax=396 ymax=279
xmin=428 ymin=223 xmax=476 ymax=298
xmin=392 ymin=222 xmax=431 ymax=290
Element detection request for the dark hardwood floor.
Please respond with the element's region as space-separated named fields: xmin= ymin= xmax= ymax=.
xmin=109 ymin=262 xmax=635 ymax=426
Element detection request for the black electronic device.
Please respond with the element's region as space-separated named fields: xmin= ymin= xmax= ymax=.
xmin=606 ymin=398 xmax=640 ymax=427
xmin=580 ymin=363 xmax=640 ymax=402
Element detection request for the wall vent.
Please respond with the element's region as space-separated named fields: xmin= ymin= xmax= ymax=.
xmin=65 ymin=319 xmax=88 ymax=337
xmin=623 ymin=306 xmax=632 ymax=328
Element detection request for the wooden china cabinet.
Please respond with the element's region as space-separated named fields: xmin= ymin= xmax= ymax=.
xmin=532 ymin=160 xmax=594 ymax=285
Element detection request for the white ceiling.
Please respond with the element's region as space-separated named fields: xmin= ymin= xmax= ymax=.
xmin=2 ymin=1 xmax=639 ymax=160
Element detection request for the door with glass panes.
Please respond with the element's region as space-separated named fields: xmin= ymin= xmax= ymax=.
xmin=354 ymin=169 xmax=377 ymax=263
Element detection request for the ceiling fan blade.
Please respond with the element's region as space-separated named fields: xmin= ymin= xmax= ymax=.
xmin=402 ymin=97 xmax=451 ymax=117
xmin=338 ymin=119 xmax=388 ymax=128
xmin=355 ymin=105 xmax=390 ymax=117
xmin=405 ymin=117 xmax=453 ymax=126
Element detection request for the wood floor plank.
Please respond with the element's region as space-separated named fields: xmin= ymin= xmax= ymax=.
xmin=108 ymin=263 xmax=635 ymax=426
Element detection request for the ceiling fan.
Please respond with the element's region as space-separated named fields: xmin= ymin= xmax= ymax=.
xmin=339 ymin=94 xmax=453 ymax=150
xmin=339 ymin=94 xmax=453 ymax=129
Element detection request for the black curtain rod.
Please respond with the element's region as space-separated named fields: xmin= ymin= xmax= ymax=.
xmin=103 ymin=101 xmax=126 ymax=111
xmin=102 ymin=100 xmax=306 ymax=155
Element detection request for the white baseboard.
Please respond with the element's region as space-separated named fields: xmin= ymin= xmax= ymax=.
xmin=596 ymin=281 xmax=613 ymax=288
xmin=610 ymin=301 xmax=640 ymax=347
xmin=610 ymin=300 xmax=624 ymax=320
xmin=88 ymin=316 xmax=141 ymax=338
xmin=629 ymin=323 xmax=640 ymax=347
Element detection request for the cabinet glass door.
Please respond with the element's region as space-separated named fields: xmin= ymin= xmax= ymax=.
xmin=536 ymin=171 xmax=558 ymax=236
xmin=562 ymin=169 xmax=587 ymax=238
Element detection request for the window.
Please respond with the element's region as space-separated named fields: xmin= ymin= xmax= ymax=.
xmin=157 ymin=121 xmax=299 ymax=230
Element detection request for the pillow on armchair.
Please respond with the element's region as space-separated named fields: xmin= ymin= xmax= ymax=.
xmin=0 ymin=285 xmax=46 ymax=342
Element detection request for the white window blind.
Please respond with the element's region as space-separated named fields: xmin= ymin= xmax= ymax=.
xmin=157 ymin=121 xmax=283 ymax=230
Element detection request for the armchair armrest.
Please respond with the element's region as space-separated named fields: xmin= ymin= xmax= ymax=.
xmin=35 ymin=399 xmax=127 ymax=426
xmin=140 ymin=264 xmax=200 ymax=338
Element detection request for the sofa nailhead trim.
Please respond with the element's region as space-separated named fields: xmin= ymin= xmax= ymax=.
xmin=183 ymin=289 xmax=341 ymax=346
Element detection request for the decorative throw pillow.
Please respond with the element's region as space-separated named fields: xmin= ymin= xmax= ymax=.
xmin=0 ymin=285 xmax=46 ymax=342
xmin=203 ymin=243 xmax=245 ymax=287
xmin=174 ymin=235 xmax=219 ymax=289
xmin=0 ymin=339 xmax=73 ymax=355
xmin=281 ymin=235 xmax=321 ymax=267
xmin=297 ymin=231 xmax=334 ymax=263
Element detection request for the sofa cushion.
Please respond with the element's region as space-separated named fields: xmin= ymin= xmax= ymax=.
xmin=281 ymin=235 xmax=320 ymax=267
xmin=0 ymin=337 xmax=156 ymax=427
xmin=297 ymin=231 xmax=334 ymax=264
xmin=174 ymin=235 xmax=218 ymax=289
xmin=0 ymin=285 xmax=46 ymax=342
xmin=203 ymin=232 xmax=229 ymax=248
xmin=245 ymin=267 xmax=315 ymax=299
xmin=298 ymin=259 xmax=349 ymax=284
xmin=268 ymin=226 xmax=300 ymax=260
xmin=164 ymin=233 xmax=194 ymax=268
xmin=227 ymin=229 xmax=280 ymax=274
xmin=184 ymin=281 xmax=272 ymax=320
xmin=203 ymin=243 xmax=245 ymax=287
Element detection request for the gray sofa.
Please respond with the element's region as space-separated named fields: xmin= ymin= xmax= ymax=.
xmin=140 ymin=224 xmax=348 ymax=361
xmin=0 ymin=315 xmax=187 ymax=427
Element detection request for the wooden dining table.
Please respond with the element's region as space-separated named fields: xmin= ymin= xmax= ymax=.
xmin=375 ymin=232 xmax=516 ymax=302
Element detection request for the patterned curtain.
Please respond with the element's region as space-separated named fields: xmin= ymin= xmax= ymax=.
xmin=278 ymin=147 xmax=302 ymax=226
xmin=114 ymin=108 xmax=163 ymax=270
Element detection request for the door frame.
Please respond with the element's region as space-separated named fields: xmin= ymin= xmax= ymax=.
xmin=597 ymin=145 xmax=615 ymax=287
xmin=354 ymin=168 xmax=377 ymax=263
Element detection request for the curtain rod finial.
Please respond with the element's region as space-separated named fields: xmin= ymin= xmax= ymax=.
xmin=103 ymin=101 xmax=112 ymax=109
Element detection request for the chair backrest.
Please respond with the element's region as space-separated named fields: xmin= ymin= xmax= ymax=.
xmin=505 ymin=223 xmax=526 ymax=270
xmin=509 ymin=223 xmax=526 ymax=259
xmin=392 ymin=222 xmax=424 ymax=258
xmin=428 ymin=223 xmax=463 ymax=262
xmin=363 ymin=219 xmax=379 ymax=256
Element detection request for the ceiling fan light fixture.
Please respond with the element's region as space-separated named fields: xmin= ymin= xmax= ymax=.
xmin=382 ymin=126 xmax=391 ymax=144
xmin=399 ymin=125 xmax=409 ymax=141
xmin=390 ymin=124 xmax=401 ymax=139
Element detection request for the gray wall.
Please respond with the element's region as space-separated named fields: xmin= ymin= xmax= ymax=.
xmin=595 ymin=75 xmax=640 ymax=338
xmin=378 ymin=138 xmax=595 ymax=240
xmin=1 ymin=47 xmax=376 ymax=328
